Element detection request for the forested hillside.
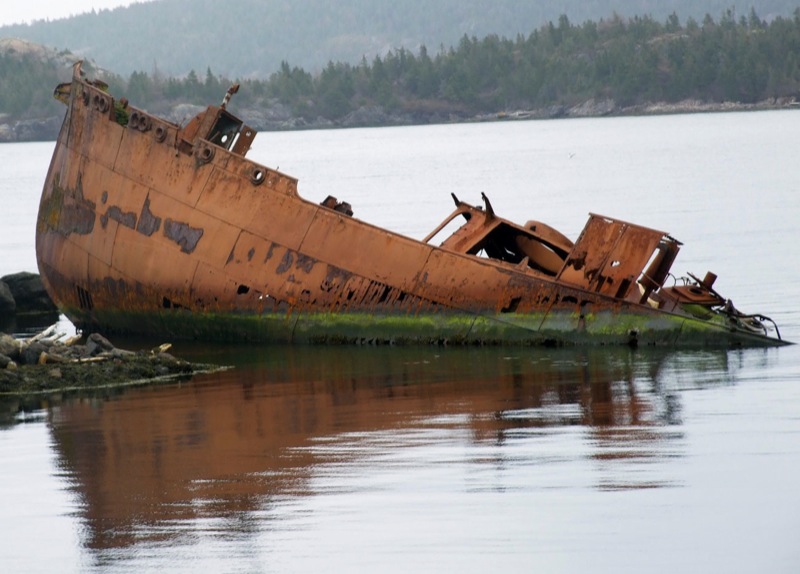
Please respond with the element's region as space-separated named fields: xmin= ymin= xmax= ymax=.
xmin=2 ymin=10 xmax=800 ymax=142
xmin=0 ymin=39 xmax=106 ymax=139
xmin=158 ymin=10 xmax=800 ymax=122
xmin=1 ymin=0 xmax=798 ymax=77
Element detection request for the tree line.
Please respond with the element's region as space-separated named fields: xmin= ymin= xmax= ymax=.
xmin=6 ymin=0 xmax=798 ymax=78
xmin=3 ymin=10 xmax=800 ymax=126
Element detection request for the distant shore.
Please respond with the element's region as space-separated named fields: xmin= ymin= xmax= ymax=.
xmin=1 ymin=96 xmax=797 ymax=143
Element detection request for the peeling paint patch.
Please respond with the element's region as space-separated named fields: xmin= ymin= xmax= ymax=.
xmin=164 ymin=218 xmax=204 ymax=253
xmin=276 ymin=250 xmax=294 ymax=274
xmin=60 ymin=200 xmax=95 ymax=235
xmin=137 ymin=196 xmax=161 ymax=236
xmin=100 ymin=205 xmax=137 ymax=229
xmin=47 ymin=176 xmax=96 ymax=236
xmin=264 ymin=243 xmax=277 ymax=263
xmin=295 ymin=253 xmax=316 ymax=273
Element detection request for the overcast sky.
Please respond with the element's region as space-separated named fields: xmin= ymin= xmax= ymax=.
xmin=1 ymin=1 xmax=155 ymax=27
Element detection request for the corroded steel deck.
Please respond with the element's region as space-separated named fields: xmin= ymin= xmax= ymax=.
xmin=35 ymin=63 xmax=788 ymax=347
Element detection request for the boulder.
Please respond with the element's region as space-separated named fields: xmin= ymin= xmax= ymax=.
xmin=0 ymin=333 xmax=20 ymax=360
xmin=21 ymin=341 xmax=48 ymax=365
xmin=85 ymin=333 xmax=115 ymax=356
xmin=0 ymin=272 xmax=58 ymax=314
xmin=12 ymin=117 xmax=63 ymax=142
xmin=0 ymin=122 xmax=13 ymax=143
xmin=0 ymin=281 xmax=15 ymax=315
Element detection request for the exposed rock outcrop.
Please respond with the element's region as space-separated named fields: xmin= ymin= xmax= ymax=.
xmin=0 ymin=281 xmax=15 ymax=315
xmin=0 ymin=272 xmax=58 ymax=315
xmin=3 ymin=95 xmax=797 ymax=142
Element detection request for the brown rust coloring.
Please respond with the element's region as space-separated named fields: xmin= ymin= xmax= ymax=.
xmin=34 ymin=62 xmax=789 ymax=347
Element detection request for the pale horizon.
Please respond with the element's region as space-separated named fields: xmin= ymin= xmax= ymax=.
xmin=0 ymin=0 xmax=156 ymax=27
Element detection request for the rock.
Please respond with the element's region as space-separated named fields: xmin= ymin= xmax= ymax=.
xmin=85 ymin=333 xmax=115 ymax=356
xmin=236 ymin=100 xmax=294 ymax=129
xmin=0 ymin=121 xmax=13 ymax=143
xmin=166 ymin=103 xmax=205 ymax=125
xmin=0 ymin=333 xmax=20 ymax=360
xmin=0 ymin=328 xmax=218 ymax=394
xmin=341 ymin=106 xmax=390 ymax=128
xmin=12 ymin=117 xmax=62 ymax=142
xmin=568 ymin=99 xmax=616 ymax=117
xmin=0 ymin=272 xmax=58 ymax=314
xmin=0 ymin=281 xmax=16 ymax=315
xmin=21 ymin=341 xmax=47 ymax=366
xmin=0 ymin=110 xmax=63 ymax=142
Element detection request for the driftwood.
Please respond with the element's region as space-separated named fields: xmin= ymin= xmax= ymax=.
xmin=1 ymin=325 xmax=177 ymax=369
xmin=1 ymin=325 xmax=218 ymax=395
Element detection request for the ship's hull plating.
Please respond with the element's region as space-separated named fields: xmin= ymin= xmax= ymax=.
xmin=35 ymin=71 xmax=786 ymax=347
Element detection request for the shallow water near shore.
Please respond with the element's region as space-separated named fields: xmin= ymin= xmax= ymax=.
xmin=1 ymin=110 xmax=800 ymax=573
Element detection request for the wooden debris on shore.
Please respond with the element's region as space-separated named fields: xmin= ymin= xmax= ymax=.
xmin=1 ymin=325 xmax=139 ymax=368
xmin=0 ymin=325 xmax=211 ymax=394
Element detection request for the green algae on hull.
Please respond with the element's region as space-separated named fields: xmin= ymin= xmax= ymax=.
xmin=60 ymin=304 xmax=786 ymax=347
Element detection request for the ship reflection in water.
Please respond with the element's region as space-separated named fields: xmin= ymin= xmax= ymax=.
xmin=44 ymin=345 xmax=738 ymax=564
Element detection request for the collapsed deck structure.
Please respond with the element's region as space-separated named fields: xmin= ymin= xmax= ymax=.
xmin=36 ymin=63 xmax=788 ymax=347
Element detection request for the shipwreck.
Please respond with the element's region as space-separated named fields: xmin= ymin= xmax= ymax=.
xmin=36 ymin=63 xmax=788 ymax=347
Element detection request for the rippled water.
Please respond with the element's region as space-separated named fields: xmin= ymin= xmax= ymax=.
xmin=1 ymin=111 xmax=799 ymax=573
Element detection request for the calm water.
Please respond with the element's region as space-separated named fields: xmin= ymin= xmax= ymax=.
xmin=1 ymin=111 xmax=800 ymax=573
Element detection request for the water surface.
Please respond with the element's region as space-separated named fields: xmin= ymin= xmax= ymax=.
xmin=1 ymin=111 xmax=799 ymax=573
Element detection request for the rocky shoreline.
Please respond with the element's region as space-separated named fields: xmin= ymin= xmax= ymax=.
xmin=0 ymin=327 xmax=222 ymax=396
xmin=1 ymin=272 xmax=222 ymax=395
xmin=2 ymin=97 xmax=797 ymax=143
xmin=1 ymin=271 xmax=60 ymax=336
xmin=0 ymin=271 xmax=58 ymax=316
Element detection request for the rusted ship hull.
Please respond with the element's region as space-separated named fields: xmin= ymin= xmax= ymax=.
xmin=36 ymin=64 xmax=788 ymax=347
